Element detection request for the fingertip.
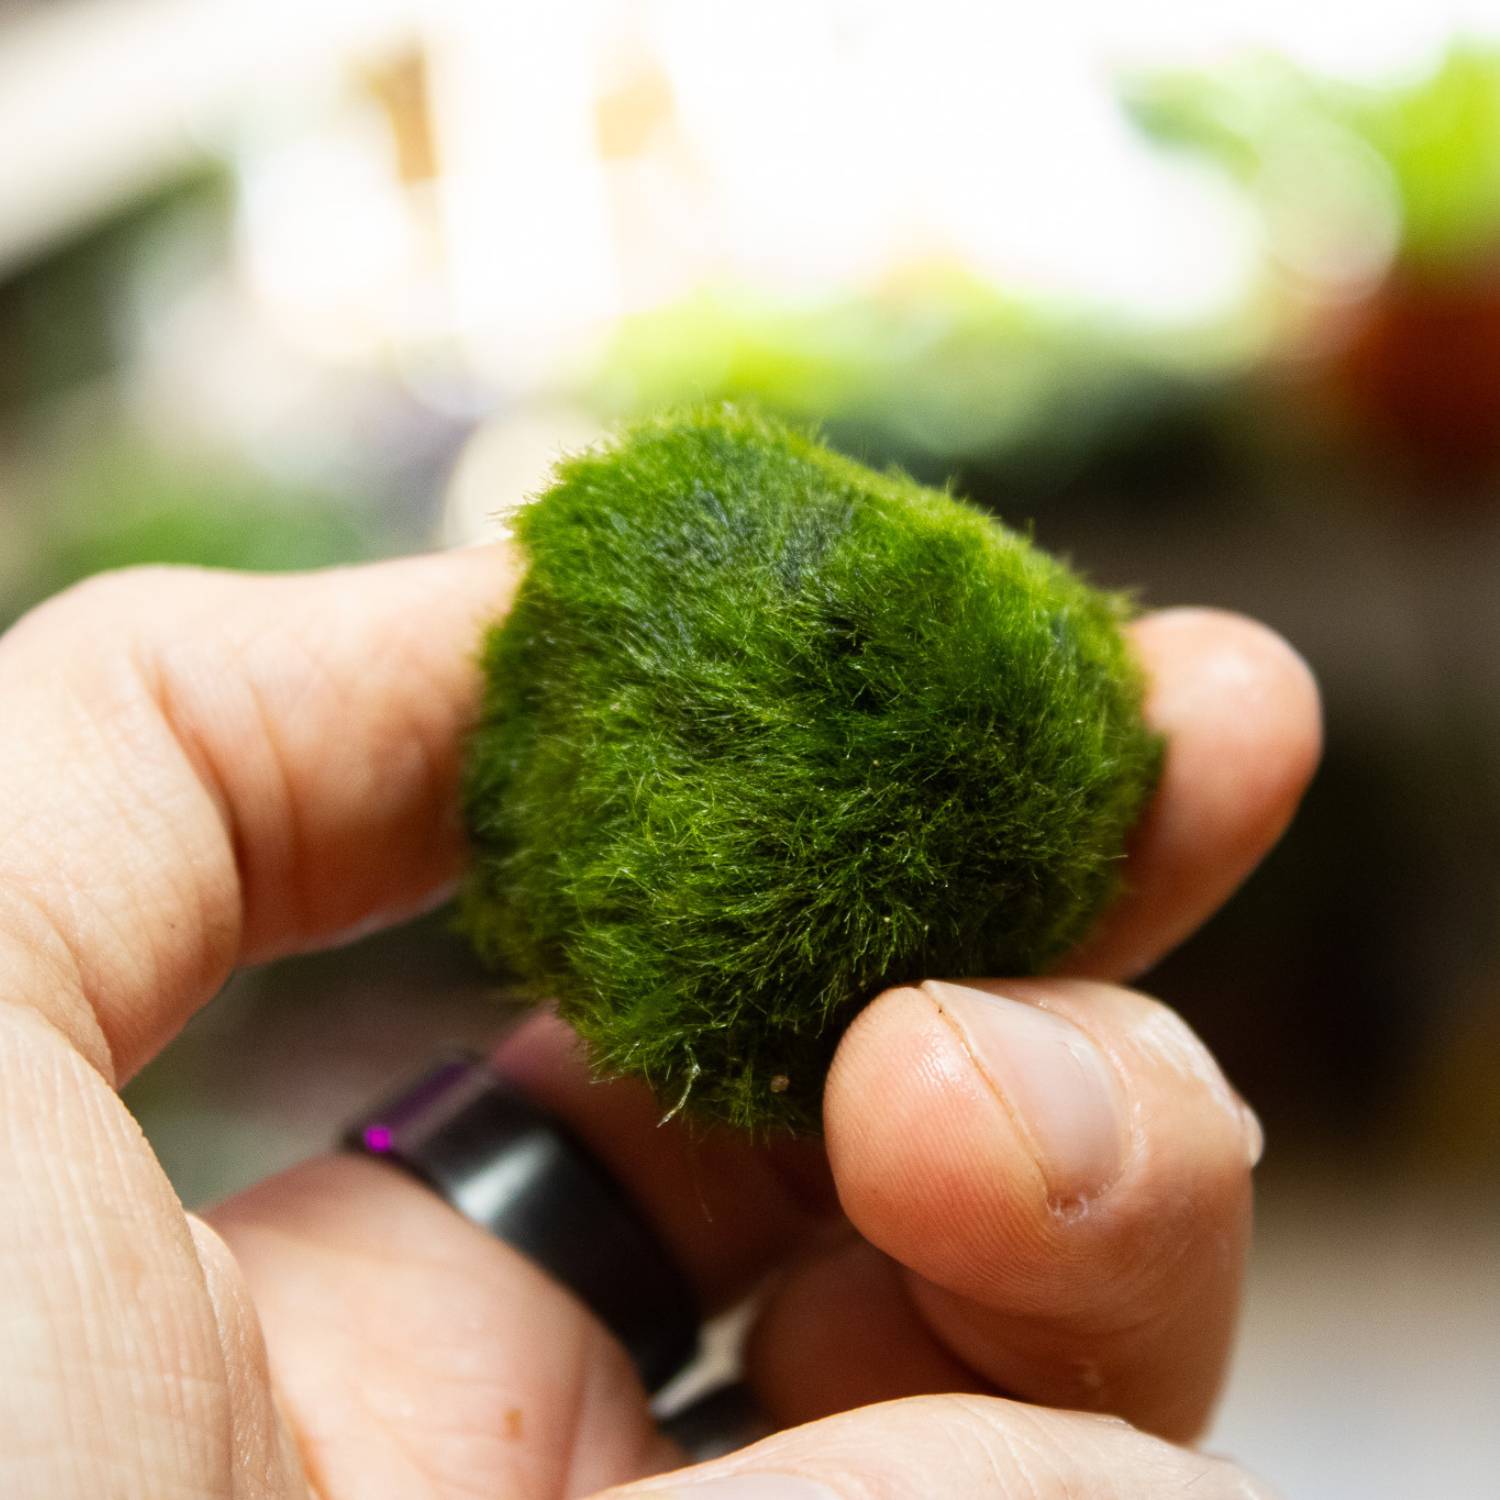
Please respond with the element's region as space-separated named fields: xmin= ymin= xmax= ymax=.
xmin=823 ymin=984 xmax=1040 ymax=1292
xmin=822 ymin=976 xmax=1253 ymax=1437
xmin=1069 ymin=608 xmax=1322 ymax=979
xmin=1135 ymin=607 xmax=1323 ymax=818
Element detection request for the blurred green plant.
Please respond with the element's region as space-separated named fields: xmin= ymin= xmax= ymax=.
xmin=2 ymin=437 xmax=376 ymax=629
xmin=1125 ymin=43 xmax=1500 ymax=273
xmin=592 ymin=270 xmax=1237 ymax=505
xmin=1128 ymin=44 xmax=1500 ymax=490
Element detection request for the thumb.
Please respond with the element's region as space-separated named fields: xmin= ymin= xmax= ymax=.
xmin=593 ymin=1393 xmax=1276 ymax=1499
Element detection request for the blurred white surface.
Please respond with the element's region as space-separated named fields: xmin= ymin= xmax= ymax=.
xmin=0 ymin=0 xmax=419 ymax=275
xmin=1215 ymin=1177 xmax=1500 ymax=1500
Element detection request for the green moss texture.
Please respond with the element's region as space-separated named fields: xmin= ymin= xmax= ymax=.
xmin=460 ymin=407 xmax=1160 ymax=1133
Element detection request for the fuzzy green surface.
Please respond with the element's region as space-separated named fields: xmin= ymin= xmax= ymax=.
xmin=460 ymin=407 xmax=1160 ymax=1134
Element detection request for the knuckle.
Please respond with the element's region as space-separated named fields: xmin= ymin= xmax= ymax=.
xmin=5 ymin=564 xmax=221 ymax=661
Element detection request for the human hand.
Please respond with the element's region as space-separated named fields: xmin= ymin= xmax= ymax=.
xmin=0 ymin=549 xmax=1318 ymax=1497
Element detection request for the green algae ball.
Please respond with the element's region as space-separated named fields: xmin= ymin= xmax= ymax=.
xmin=459 ymin=407 xmax=1160 ymax=1134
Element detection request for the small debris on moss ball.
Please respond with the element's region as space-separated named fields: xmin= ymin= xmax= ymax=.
xmin=459 ymin=406 xmax=1160 ymax=1134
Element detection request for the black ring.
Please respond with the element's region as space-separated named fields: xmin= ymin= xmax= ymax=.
xmin=342 ymin=1049 xmax=700 ymax=1392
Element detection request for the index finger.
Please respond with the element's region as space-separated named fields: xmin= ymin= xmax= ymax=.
xmin=1064 ymin=607 xmax=1322 ymax=981
xmin=0 ymin=547 xmax=517 ymax=1082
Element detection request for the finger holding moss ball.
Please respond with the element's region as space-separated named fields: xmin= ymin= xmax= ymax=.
xmin=459 ymin=406 xmax=1161 ymax=1134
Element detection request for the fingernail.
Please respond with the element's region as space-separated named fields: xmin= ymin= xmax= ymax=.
xmin=639 ymin=1475 xmax=839 ymax=1498
xmin=923 ymin=981 xmax=1128 ymax=1204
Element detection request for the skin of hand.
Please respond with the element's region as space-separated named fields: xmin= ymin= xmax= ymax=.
xmin=0 ymin=549 xmax=1319 ymax=1500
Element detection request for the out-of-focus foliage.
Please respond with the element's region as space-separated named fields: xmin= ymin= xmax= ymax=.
xmin=593 ymin=272 xmax=1236 ymax=504
xmin=1125 ymin=44 xmax=1500 ymax=271
xmin=591 ymin=50 xmax=1500 ymax=506
xmin=0 ymin=161 xmax=381 ymax=627
xmin=1129 ymin=44 xmax=1500 ymax=491
xmin=2 ymin=437 xmax=375 ymax=628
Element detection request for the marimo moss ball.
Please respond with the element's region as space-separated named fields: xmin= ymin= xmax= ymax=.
xmin=460 ymin=407 xmax=1160 ymax=1134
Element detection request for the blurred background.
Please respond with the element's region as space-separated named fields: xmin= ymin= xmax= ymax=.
xmin=3 ymin=2 xmax=1498 ymax=1494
